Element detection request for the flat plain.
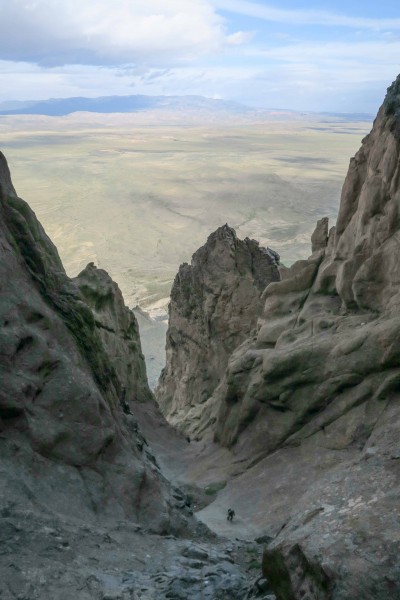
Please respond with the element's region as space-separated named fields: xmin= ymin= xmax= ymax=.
xmin=1 ymin=110 xmax=371 ymax=313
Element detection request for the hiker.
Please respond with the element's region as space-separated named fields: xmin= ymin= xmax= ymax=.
xmin=227 ymin=508 xmax=235 ymax=522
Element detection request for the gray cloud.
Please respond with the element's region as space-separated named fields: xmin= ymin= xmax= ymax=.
xmin=0 ymin=0 xmax=233 ymax=66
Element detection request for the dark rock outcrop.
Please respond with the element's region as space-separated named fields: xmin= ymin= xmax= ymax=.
xmin=0 ymin=151 xmax=182 ymax=532
xmin=156 ymin=224 xmax=280 ymax=437
xmin=0 ymin=150 xmax=274 ymax=600
xmin=74 ymin=262 xmax=153 ymax=405
xmin=262 ymin=544 xmax=332 ymax=600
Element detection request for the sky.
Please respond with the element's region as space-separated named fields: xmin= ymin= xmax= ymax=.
xmin=0 ymin=0 xmax=399 ymax=112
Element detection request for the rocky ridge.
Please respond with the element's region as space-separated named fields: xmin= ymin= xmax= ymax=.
xmin=0 ymin=149 xmax=185 ymax=530
xmin=156 ymin=224 xmax=280 ymax=437
xmin=0 ymin=150 xmax=277 ymax=599
xmin=3 ymin=73 xmax=400 ymax=600
xmin=74 ymin=262 xmax=153 ymax=405
xmin=160 ymin=76 xmax=400 ymax=599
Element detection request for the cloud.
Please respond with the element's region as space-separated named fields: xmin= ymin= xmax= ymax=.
xmin=212 ymin=0 xmax=400 ymax=29
xmin=226 ymin=31 xmax=255 ymax=45
xmin=0 ymin=0 xmax=248 ymax=66
xmin=0 ymin=1 xmax=398 ymax=113
xmin=0 ymin=55 xmax=394 ymax=113
xmin=0 ymin=60 xmax=139 ymax=100
xmin=261 ymin=40 xmax=400 ymax=64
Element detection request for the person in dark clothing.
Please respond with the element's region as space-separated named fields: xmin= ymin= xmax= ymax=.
xmin=227 ymin=508 xmax=235 ymax=522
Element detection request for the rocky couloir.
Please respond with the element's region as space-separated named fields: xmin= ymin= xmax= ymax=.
xmin=3 ymin=74 xmax=400 ymax=600
xmin=0 ymin=150 xmax=278 ymax=599
xmin=160 ymin=76 xmax=400 ymax=599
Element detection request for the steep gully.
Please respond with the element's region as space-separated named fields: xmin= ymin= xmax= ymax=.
xmin=156 ymin=74 xmax=400 ymax=600
xmin=0 ymin=151 xmax=270 ymax=599
xmin=2 ymin=75 xmax=400 ymax=599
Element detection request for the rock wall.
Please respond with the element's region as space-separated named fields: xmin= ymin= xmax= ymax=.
xmin=214 ymin=75 xmax=400 ymax=459
xmin=74 ymin=263 xmax=153 ymax=404
xmin=156 ymin=224 xmax=280 ymax=436
xmin=0 ymin=151 xmax=184 ymax=533
xmin=201 ymin=76 xmax=400 ymax=598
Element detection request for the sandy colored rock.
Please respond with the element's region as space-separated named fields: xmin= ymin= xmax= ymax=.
xmin=213 ymin=77 xmax=400 ymax=459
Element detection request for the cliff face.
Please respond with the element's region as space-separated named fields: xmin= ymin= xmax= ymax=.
xmin=0 ymin=151 xmax=183 ymax=533
xmin=196 ymin=76 xmax=400 ymax=599
xmin=74 ymin=263 xmax=153 ymax=404
xmin=214 ymin=78 xmax=400 ymax=458
xmin=156 ymin=224 xmax=280 ymax=436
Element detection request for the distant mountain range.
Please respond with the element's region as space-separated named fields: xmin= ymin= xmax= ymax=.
xmin=0 ymin=94 xmax=373 ymax=120
xmin=0 ymin=95 xmax=252 ymax=117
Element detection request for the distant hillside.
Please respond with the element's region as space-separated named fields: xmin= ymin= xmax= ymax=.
xmin=0 ymin=94 xmax=373 ymax=120
xmin=0 ymin=94 xmax=252 ymax=117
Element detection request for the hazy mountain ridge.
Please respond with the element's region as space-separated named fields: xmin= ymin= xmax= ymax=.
xmin=0 ymin=93 xmax=373 ymax=121
xmin=0 ymin=94 xmax=253 ymax=117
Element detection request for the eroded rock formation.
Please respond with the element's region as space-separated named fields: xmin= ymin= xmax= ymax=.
xmin=156 ymin=224 xmax=280 ymax=436
xmin=195 ymin=75 xmax=400 ymax=599
xmin=0 ymin=150 xmax=274 ymax=600
xmin=0 ymin=151 xmax=183 ymax=533
xmin=74 ymin=263 xmax=152 ymax=405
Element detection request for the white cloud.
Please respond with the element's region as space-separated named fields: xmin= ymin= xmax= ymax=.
xmin=259 ymin=40 xmax=400 ymax=65
xmin=0 ymin=61 xmax=138 ymax=100
xmin=0 ymin=0 xmax=249 ymax=66
xmin=226 ymin=31 xmax=255 ymax=45
xmin=0 ymin=2 xmax=398 ymax=113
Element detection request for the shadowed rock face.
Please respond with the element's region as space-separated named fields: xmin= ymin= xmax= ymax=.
xmin=156 ymin=224 xmax=280 ymax=437
xmin=0 ymin=151 xmax=184 ymax=533
xmin=74 ymin=263 xmax=153 ymax=405
xmin=204 ymin=76 xmax=400 ymax=598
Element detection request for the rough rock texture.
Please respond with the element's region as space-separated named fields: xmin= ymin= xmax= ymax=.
xmin=310 ymin=216 xmax=329 ymax=253
xmin=74 ymin=263 xmax=153 ymax=404
xmin=0 ymin=150 xmax=280 ymax=599
xmin=156 ymin=224 xmax=280 ymax=436
xmin=1 ymin=505 xmax=273 ymax=600
xmin=197 ymin=76 xmax=400 ymax=598
xmin=0 ymin=150 xmax=183 ymax=533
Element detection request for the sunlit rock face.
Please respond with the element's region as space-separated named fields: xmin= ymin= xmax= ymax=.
xmin=156 ymin=224 xmax=280 ymax=437
xmin=0 ymin=151 xmax=184 ymax=533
